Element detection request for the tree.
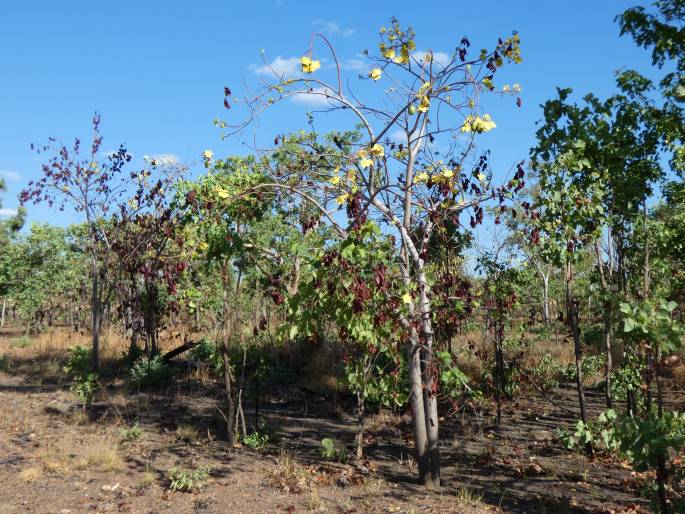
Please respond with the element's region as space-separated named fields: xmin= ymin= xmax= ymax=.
xmin=219 ymin=19 xmax=524 ymax=486
xmin=21 ymin=114 xmax=186 ymax=371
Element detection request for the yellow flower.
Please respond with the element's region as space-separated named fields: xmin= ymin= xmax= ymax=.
xmin=460 ymin=114 xmax=497 ymax=134
xmin=202 ymin=149 xmax=214 ymax=160
xmin=329 ymin=175 xmax=341 ymax=186
xmin=369 ymin=68 xmax=383 ymax=81
xmin=383 ymin=48 xmax=396 ymax=60
xmin=418 ymin=97 xmax=430 ymax=113
xmin=300 ymin=56 xmax=321 ymax=73
xmin=402 ymin=292 xmax=412 ymax=304
xmin=502 ymin=84 xmax=510 ymax=93
xmin=359 ymin=157 xmax=373 ymax=168
xmin=442 ymin=168 xmax=454 ymax=179
xmin=477 ymin=172 xmax=486 ymax=182
xmin=198 ymin=241 xmax=209 ymax=251
xmin=216 ymin=188 xmax=230 ymax=199
xmin=336 ymin=193 xmax=350 ymax=205
xmin=370 ymin=144 xmax=384 ymax=158
xmin=414 ymin=172 xmax=429 ymax=183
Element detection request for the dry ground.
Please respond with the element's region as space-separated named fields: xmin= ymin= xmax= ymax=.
xmin=0 ymin=326 xmax=683 ymax=514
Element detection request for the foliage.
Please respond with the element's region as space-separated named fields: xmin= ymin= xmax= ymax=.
xmin=557 ymin=409 xmax=620 ymax=453
xmin=242 ymin=431 xmax=270 ymax=450
xmin=120 ymin=423 xmax=143 ymax=442
xmin=129 ymin=355 xmax=174 ymax=388
xmin=168 ymin=466 xmax=211 ymax=492
xmin=320 ymin=438 xmax=348 ymax=463
xmin=63 ymin=345 xmax=99 ymax=409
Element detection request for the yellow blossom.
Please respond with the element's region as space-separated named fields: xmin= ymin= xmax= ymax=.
xmin=359 ymin=157 xmax=373 ymax=168
xmin=383 ymin=48 xmax=396 ymax=60
xmin=369 ymin=68 xmax=382 ymax=81
xmin=216 ymin=188 xmax=230 ymax=199
xmin=402 ymin=292 xmax=412 ymax=304
xmin=460 ymin=114 xmax=497 ymax=134
xmin=442 ymin=168 xmax=454 ymax=179
xmin=202 ymin=149 xmax=214 ymax=160
xmin=477 ymin=172 xmax=486 ymax=182
xmin=336 ymin=193 xmax=350 ymax=205
xmin=370 ymin=144 xmax=384 ymax=158
xmin=414 ymin=172 xmax=429 ymax=183
xmin=300 ymin=56 xmax=321 ymax=73
xmin=502 ymin=84 xmax=510 ymax=93
xmin=329 ymin=175 xmax=341 ymax=186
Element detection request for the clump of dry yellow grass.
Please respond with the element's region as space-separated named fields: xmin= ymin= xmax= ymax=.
xmin=20 ymin=467 xmax=43 ymax=482
xmin=39 ymin=432 xmax=125 ymax=474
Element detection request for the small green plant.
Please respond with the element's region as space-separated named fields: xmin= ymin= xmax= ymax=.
xmin=529 ymin=354 xmax=565 ymax=390
xmin=320 ymin=438 xmax=348 ymax=463
xmin=558 ymin=409 xmax=620 ymax=453
xmin=63 ymin=346 xmax=98 ymax=409
xmin=63 ymin=345 xmax=92 ymax=376
xmin=71 ymin=373 xmax=98 ymax=410
xmin=188 ymin=338 xmax=216 ymax=362
xmin=242 ymin=431 xmax=269 ymax=450
xmin=120 ymin=423 xmax=143 ymax=442
xmin=129 ymin=355 xmax=174 ymax=388
xmin=168 ymin=466 xmax=210 ymax=492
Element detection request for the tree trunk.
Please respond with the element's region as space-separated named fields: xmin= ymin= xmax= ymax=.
xmin=355 ymin=390 xmax=364 ymax=459
xmin=91 ymin=273 xmax=101 ymax=373
xmin=567 ymin=264 xmax=587 ymax=424
xmin=1 ymin=299 xmax=6 ymax=329
xmin=542 ymin=273 xmax=550 ymax=325
xmin=406 ymin=337 xmax=430 ymax=484
xmin=220 ymin=345 xmax=235 ymax=445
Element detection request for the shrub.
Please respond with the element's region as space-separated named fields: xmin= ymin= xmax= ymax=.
xmin=63 ymin=345 xmax=92 ymax=376
xmin=129 ymin=355 xmax=174 ymax=388
xmin=120 ymin=423 xmax=143 ymax=442
xmin=71 ymin=373 xmax=98 ymax=409
xmin=188 ymin=338 xmax=216 ymax=362
xmin=168 ymin=466 xmax=210 ymax=492
xmin=320 ymin=438 xmax=348 ymax=463
xmin=243 ymin=431 xmax=269 ymax=450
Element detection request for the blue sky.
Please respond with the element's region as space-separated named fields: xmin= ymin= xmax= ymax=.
xmin=0 ymin=0 xmax=657 ymax=225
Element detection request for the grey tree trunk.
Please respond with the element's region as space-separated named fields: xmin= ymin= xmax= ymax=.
xmin=406 ymin=337 xmax=429 ymax=483
xmin=1 ymin=299 xmax=6 ymax=329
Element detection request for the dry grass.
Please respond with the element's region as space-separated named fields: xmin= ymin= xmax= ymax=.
xmin=39 ymin=432 xmax=125 ymax=474
xmin=19 ymin=467 xmax=43 ymax=482
xmin=176 ymin=424 xmax=201 ymax=444
xmin=362 ymin=476 xmax=387 ymax=497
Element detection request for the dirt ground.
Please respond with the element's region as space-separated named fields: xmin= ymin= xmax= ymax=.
xmin=1 ymin=328 xmax=683 ymax=514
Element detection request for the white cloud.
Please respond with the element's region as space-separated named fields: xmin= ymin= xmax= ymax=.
xmin=290 ymin=87 xmax=340 ymax=108
xmin=144 ymin=154 xmax=181 ymax=168
xmin=412 ymin=50 xmax=451 ymax=68
xmin=0 ymin=170 xmax=21 ymax=181
xmin=342 ymin=58 xmax=369 ymax=73
xmin=0 ymin=208 xmax=18 ymax=217
xmin=250 ymin=56 xmax=301 ymax=78
xmin=313 ymin=20 xmax=355 ymax=37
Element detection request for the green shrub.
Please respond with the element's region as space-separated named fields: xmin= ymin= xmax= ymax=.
xmin=168 ymin=466 xmax=210 ymax=492
xmin=529 ymin=354 xmax=565 ymax=390
xmin=71 ymin=373 xmax=99 ymax=409
xmin=63 ymin=346 xmax=92 ymax=376
xmin=320 ymin=438 xmax=348 ymax=463
xmin=188 ymin=339 xmax=216 ymax=362
xmin=120 ymin=423 xmax=143 ymax=442
xmin=129 ymin=355 xmax=174 ymax=388
xmin=242 ymin=431 xmax=269 ymax=450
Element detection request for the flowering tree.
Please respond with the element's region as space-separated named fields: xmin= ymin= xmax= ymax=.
xmin=220 ymin=19 xmax=524 ymax=486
